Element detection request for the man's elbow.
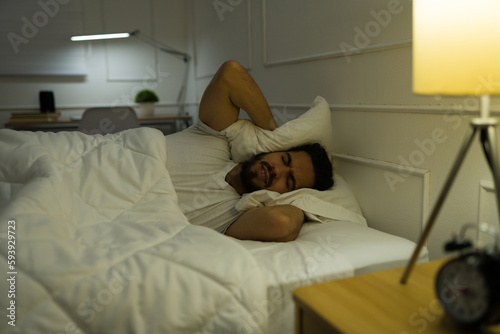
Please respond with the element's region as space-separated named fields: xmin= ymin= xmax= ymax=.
xmin=269 ymin=208 xmax=304 ymax=242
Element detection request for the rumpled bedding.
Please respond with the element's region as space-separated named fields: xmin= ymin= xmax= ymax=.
xmin=0 ymin=128 xmax=275 ymax=334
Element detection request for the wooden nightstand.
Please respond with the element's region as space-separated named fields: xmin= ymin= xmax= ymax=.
xmin=293 ymin=259 xmax=500 ymax=334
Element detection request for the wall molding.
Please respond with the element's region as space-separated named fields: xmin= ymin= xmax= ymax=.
xmin=263 ymin=39 xmax=412 ymax=67
xmin=4 ymin=101 xmax=499 ymax=115
xmin=193 ymin=0 xmax=253 ymax=79
xmin=262 ymin=0 xmax=412 ymax=67
xmin=268 ymin=102 xmax=500 ymax=116
xmin=0 ymin=0 xmax=86 ymax=76
xmin=333 ymin=152 xmax=429 ymax=176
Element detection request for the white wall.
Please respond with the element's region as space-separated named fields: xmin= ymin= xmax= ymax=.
xmin=191 ymin=0 xmax=500 ymax=260
xmin=0 ymin=0 xmax=197 ymax=126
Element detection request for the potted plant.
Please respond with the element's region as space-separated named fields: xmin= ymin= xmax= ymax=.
xmin=135 ymin=89 xmax=159 ymax=116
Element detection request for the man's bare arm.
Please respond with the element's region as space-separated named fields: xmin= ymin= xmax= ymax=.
xmin=199 ymin=60 xmax=278 ymax=131
xmin=200 ymin=61 xmax=302 ymax=242
xmin=225 ymin=205 xmax=305 ymax=242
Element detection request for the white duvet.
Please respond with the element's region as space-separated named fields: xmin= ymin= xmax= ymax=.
xmin=0 ymin=128 xmax=273 ymax=334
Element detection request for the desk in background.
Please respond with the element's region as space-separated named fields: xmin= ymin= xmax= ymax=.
xmin=4 ymin=114 xmax=192 ymax=134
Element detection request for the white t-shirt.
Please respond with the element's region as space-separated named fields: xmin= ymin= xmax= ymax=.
xmin=165 ymin=122 xmax=242 ymax=233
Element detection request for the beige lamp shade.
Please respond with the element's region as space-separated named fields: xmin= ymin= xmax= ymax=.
xmin=413 ymin=0 xmax=500 ymax=96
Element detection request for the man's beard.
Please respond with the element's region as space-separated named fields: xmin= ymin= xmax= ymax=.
xmin=240 ymin=153 xmax=273 ymax=193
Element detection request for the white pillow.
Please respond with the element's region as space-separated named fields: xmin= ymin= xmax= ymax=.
xmin=221 ymin=96 xmax=334 ymax=163
xmin=221 ymin=96 xmax=366 ymax=225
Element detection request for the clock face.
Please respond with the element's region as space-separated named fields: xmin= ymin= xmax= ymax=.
xmin=436 ymin=258 xmax=490 ymax=324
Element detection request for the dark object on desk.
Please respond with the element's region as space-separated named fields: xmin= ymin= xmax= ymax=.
xmin=39 ymin=91 xmax=56 ymax=113
xmin=78 ymin=107 xmax=139 ymax=135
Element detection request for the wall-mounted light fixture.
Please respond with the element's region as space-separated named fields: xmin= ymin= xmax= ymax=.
xmin=71 ymin=30 xmax=191 ymax=114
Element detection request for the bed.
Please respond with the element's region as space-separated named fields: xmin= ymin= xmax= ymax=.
xmin=0 ymin=97 xmax=428 ymax=334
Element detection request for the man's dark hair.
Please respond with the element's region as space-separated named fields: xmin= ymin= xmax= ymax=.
xmin=288 ymin=143 xmax=334 ymax=191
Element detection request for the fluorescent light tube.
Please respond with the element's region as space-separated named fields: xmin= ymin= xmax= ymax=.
xmin=71 ymin=33 xmax=130 ymax=41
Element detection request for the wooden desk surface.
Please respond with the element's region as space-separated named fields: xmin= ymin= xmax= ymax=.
xmin=293 ymin=259 xmax=500 ymax=334
xmin=4 ymin=114 xmax=192 ymax=131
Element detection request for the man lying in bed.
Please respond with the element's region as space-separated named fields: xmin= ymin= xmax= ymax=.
xmin=165 ymin=60 xmax=333 ymax=242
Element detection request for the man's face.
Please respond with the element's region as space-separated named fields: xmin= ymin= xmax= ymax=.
xmin=240 ymin=151 xmax=315 ymax=194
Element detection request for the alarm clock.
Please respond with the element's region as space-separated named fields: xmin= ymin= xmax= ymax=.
xmin=435 ymin=223 xmax=500 ymax=326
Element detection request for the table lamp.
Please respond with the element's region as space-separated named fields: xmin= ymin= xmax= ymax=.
xmin=71 ymin=30 xmax=191 ymax=114
xmin=400 ymin=0 xmax=500 ymax=284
